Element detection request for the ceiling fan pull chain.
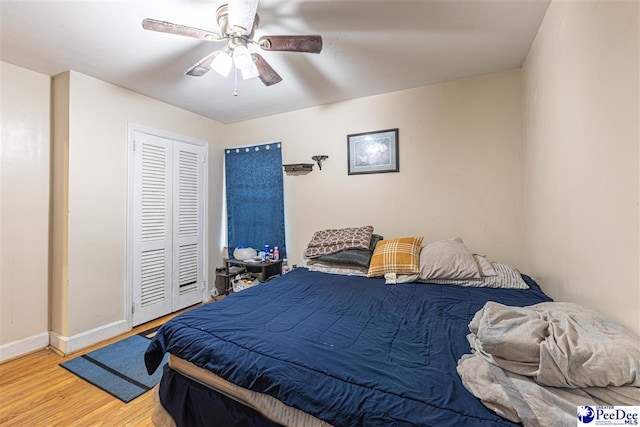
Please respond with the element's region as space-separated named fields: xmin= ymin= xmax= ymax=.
xmin=234 ymin=67 xmax=239 ymax=96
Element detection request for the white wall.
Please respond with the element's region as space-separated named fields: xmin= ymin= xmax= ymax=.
xmin=226 ymin=70 xmax=526 ymax=269
xmin=50 ymin=71 xmax=225 ymax=351
xmin=0 ymin=62 xmax=51 ymax=361
xmin=523 ymin=0 xmax=639 ymax=333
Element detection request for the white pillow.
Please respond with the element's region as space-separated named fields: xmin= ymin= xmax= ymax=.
xmin=474 ymin=254 xmax=497 ymax=277
xmin=419 ymin=238 xmax=481 ymax=280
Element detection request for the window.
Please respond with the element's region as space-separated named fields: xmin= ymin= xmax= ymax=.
xmin=225 ymin=142 xmax=286 ymax=258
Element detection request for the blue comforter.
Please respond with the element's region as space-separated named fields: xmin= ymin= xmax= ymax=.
xmin=145 ymin=268 xmax=552 ymax=426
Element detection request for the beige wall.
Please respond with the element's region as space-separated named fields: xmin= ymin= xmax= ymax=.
xmin=1 ymin=65 xmax=527 ymax=358
xmin=0 ymin=62 xmax=50 ymax=360
xmin=51 ymin=71 xmax=70 ymax=338
xmin=4 ymin=0 xmax=638 ymax=358
xmin=522 ymin=0 xmax=639 ymax=333
xmin=226 ymin=70 xmax=526 ymax=268
xmin=51 ymin=71 xmax=225 ymax=343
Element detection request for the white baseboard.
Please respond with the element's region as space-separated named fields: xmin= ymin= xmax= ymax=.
xmin=0 ymin=332 xmax=50 ymax=363
xmin=49 ymin=320 xmax=129 ymax=355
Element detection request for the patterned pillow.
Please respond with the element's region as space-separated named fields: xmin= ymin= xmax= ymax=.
xmin=367 ymin=237 xmax=423 ymax=277
xmin=304 ymin=226 xmax=374 ymax=258
xmin=420 ymin=262 xmax=529 ymax=289
xmin=482 ymin=263 xmax=529 ymax=289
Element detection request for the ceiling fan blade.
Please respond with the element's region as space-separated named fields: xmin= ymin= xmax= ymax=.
xmin=258 ymin=35 xmax=323 ymax=54
xmin=142 ymin=18 xmax=223 ymax=41
xmin=251 ymin=53 xmax=282 ymax=86
xmin=227 ymin=0 xmax=259 ymax=34
xmin=185 ymin=51 xmax=221 ymax=77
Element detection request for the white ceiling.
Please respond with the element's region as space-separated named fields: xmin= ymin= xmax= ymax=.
xmin=1 ymin=0 xmax=550 ymax=124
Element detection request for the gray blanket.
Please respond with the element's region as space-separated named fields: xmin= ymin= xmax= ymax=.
xmin=457 ymin=302 xmax=640 ymax=426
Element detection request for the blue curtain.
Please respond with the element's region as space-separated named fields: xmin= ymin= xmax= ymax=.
xmin=225 ymin=142 xmax=286 ymax=258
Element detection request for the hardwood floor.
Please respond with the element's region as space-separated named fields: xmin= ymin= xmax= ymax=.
xmin=0 ymin=309 xmax=193 ymax=426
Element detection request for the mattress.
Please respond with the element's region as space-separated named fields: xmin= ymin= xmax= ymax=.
xmin=167 ymin=354 xmax=330 ymax=426
xmin=145 ymin=268 xmax=552 ymax=426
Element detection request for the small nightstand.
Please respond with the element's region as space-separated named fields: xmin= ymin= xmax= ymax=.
xmin=223 ymin=258 xmax=283 ymax=284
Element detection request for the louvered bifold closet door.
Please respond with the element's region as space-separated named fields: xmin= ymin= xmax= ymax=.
xmin=132 ymin=133 xmax=173 ymax=326
xmin=171 ymin=141 xmax=204 ymax=311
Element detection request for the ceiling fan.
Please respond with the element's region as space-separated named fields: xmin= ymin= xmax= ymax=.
xmin=142 ymin=0 xmax=323 ymax=89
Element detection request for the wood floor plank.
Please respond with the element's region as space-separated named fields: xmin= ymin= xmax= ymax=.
xmin=0 ymin=308 xmax=194 ymax=426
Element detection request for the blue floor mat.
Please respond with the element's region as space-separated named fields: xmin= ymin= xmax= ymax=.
xmin=60 ymin=334 xmax=168 ymax=403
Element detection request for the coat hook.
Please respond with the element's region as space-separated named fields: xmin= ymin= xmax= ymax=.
xmin=312 ymin=155 xmax=328 ymax=170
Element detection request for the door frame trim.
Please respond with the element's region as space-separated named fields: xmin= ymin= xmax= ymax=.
xmin=126 ymin=123 xmax=209 ymax=329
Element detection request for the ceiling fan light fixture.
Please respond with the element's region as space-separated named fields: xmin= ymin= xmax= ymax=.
xmin=241 ymin=60 xmax=260 ymax=80
xmin=232 ymin=44 xmax=253 ymax=70
xmin=142 ymin=1 xmax=324 ymax=90
xmin=211 ymin=51 xmax=232 ymax=77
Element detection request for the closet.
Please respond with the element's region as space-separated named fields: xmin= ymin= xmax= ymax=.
xmin=130 ymin=128 xmax=207 ymax=326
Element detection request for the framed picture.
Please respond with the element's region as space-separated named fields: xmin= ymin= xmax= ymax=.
xmin=347 ymin=128 xmax=399 ymax=175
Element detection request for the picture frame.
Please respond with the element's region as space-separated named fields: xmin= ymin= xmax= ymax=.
xmin=347 ymin=128 xmax=399 ymax=175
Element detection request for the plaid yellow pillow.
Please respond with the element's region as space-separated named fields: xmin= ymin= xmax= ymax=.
xmin=367 ymin=237 xmax=423 ymax=277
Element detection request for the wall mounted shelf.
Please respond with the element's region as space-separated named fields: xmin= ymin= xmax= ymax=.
xmin=283 ymin=163 xmax=313 ymax=173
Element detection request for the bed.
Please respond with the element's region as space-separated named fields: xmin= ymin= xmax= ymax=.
xmin=144 ymin=266 xmax=553 ymax=426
